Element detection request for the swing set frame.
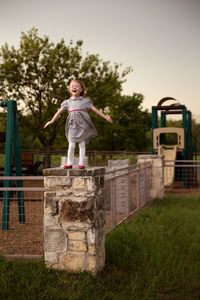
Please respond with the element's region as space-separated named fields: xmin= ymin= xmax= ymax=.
xmin=0 ymin=100 xmax=25 ymax=230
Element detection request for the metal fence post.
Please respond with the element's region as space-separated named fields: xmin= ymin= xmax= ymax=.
xmin=111 ymin=170 xmax=116 ymax=229
xmin=136 ymin=164 xmax=140 ymax=208
xmin=144 ymin=163 xmax=146 ymax=204
xmin=127 ymin=170 xmax=131 ymax=216
xmin=94 ymin=150 xmax=97 ymax=166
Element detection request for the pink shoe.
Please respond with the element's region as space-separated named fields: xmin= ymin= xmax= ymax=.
xmin=64 ymin=165 xmax=72 ymax=169
xmin=79 ymin=165 xmax=85 ymax=169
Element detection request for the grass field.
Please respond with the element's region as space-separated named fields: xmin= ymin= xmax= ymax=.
xmin=1 ymin=195 xmax=200 ymax=299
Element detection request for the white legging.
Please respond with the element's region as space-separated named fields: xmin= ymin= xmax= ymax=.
xmin=67 ymin=141 xmax=86 ymax=166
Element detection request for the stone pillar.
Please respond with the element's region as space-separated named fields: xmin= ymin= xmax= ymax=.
xmin=137 ymin=155 xmax=164 ymax=200
xmin=43 ymin=167 xmax=105 ymax=274
xmin=106 ymin=159 xmax=130 ymax=213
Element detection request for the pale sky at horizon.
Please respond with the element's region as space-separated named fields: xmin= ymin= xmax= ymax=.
xmin=1 ymin=0 xmax=200 ymax=119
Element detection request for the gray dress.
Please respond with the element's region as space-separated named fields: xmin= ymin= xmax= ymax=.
xmin=61 ymin=96 xmax=98 ymax=143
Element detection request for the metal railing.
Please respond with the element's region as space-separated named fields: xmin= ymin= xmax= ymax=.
xmin=0 ymin=176 xmax=44 ymax=258
xmin=164 ymin=160 xmax=200 ymax=193
xmin=0 ymin=162 xmax=152 ymax=257
xmin=104 ymin=162 xmax=151 ymax=232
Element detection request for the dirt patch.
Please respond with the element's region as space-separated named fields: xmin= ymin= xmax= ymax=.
xmin=165 ymin=178 xmax=200 ymax=197
xmin=0 ymin=199 xmax=43 ymax=255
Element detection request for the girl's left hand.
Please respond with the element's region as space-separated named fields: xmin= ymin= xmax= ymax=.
xmin=105 ymin=115 xmax=113 ymax=123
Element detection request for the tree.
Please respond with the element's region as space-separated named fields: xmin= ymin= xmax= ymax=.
xmin=0 ymin=111 xmax=6 ymax=152
xmin=0 ymin=28 xmax=131 ymax=167
xmin=110 ymin=93 xmax=151 ymax=151
xmin=84 ymin=93 xmax=151 ymax=152
xmin=191 ymin=118 xmax=200 ymax=153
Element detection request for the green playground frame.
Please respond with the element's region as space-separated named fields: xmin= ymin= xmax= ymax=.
xmin=152 ymin=97 xmax=197 ymax=188
xmin=0 ymin=100 xmax=25 ymax=230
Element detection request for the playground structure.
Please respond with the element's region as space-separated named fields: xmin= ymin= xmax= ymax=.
xmin=152 ymin=97 xmax=197 ymax=187
xmin=0 ymin=100 xmax=25 ymax=230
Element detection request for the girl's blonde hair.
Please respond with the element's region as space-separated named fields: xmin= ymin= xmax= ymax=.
xmin=69 ymin=79 xmax=87 ymax=97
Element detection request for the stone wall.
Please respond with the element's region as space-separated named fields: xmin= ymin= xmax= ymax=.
xmin=137 ymin=155 xmax=164 ymax=199
xmin=43 ymin=167 xmax=105 ymax=274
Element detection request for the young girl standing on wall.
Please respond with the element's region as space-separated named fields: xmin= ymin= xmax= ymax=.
xmin=44 ymin=79 xmax=113 ymax=169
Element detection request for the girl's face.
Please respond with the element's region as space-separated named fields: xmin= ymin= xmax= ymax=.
xmin=69 ymin=81 xmax=83 ymax=98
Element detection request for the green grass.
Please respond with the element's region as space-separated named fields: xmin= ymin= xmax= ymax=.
xmin=0 ymin=151 xmax=199 ymax=168
xmin=1 ymin=195 xmax=200 ymax=299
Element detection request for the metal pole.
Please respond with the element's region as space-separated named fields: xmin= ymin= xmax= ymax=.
xmin=136 ymin=164 xmax=140 ymax=208
xmin=111 ymin=171 xmax=116 ymax=229
xmin=13 ymin=101 xmax=25 ymax=223
xmin=182 ymin=107 xmax=187 ymax=187
xmin=1 ymin=100 xmax=25 ymax=230
xmin=2 ymin=101 xmax=12 ymax=230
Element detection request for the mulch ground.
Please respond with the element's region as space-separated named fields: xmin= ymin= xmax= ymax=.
xmin=0 ymin=180 xmax=44 ymax=256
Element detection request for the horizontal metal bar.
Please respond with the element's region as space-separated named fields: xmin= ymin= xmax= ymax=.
xmin=164 ymin=160 xmax=200 ymax=163
xmin=162 ymin=111 xmax=185 ymax=115
xmin=105 ymin=169 xmax=150 ymax=181
xmin=105 ymin=164 xmax=150 ymax=176
xmin=0 ymin=187 xmax=45 ymax=191
xmin=17 ymin=149 xmax=151 ymax=155
xmin=105 ymin=164 xmax=137 ymax=173
xmin=0 ymin=176 xmax=44 ymax=180
xmin=105 ymin=170 xmax=141 ymax=180
xmin=164 ymin=165 xmax=200 ymax=168
xmin=152 ymin=105 xmax=186 ymax=110
xmin=3 ymin=254 xmax=43 ymax=259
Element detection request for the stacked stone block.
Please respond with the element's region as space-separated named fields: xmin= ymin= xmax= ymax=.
xmin=43 ymin=167 xmax=105 ymax=274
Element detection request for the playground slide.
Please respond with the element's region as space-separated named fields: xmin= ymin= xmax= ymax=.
xmin=158 ymin=145 xmax=177 ymax=187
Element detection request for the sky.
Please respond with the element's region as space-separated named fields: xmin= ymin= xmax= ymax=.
xmin=0 ymin=0 xmax=200 ymax=118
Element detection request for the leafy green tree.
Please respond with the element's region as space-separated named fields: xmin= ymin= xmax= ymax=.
xmin=191 ymin=118 xmax=200 ymax=153
xmin=0 ymin=111 xmax=6 ymax=152
xmin=85 ymin=93 xmax=151 ymax=152
xmin=110 ymin=93 xmax=151 ymax=151
xmin=0 ymin=28 xmax=131 ymax=167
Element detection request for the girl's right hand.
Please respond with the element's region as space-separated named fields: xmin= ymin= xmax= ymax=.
xmin=44 ymin=120 xmax=53 ymax=128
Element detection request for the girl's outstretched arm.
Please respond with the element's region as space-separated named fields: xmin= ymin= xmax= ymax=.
xmin=90 ymin=106 xmax=113 ymax=123
xmin=44 ymin=107 xmax=65 ymax=128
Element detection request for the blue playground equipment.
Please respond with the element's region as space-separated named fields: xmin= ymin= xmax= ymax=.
xmin=0 ymin=100 xmax=25 ymax=230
